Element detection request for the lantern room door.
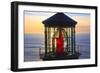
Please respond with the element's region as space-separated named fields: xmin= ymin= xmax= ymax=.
xmin=56 ymin=31 xmax=64 ymax=55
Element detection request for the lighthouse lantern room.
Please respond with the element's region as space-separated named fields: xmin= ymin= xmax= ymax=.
xmin=40 ymin=13 xmax=79 ymax=60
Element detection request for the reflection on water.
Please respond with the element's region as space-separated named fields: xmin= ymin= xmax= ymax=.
xmin=24 ymin=34 xmax=90 ymax=62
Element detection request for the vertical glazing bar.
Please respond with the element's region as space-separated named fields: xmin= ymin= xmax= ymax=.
xmin=72 ymin=28 xmax=74 ymax=54
xmin=68 ymin=28 xmax=70 ymax=54
xmin=67 ymin=28 xmax=69 ymax=54
xmin=48 ymin=27 xmax=51 ymax=53
xmin=71 ymin=27 xmax=74 ymax=55
xmin=69 ymin=28 xmax=71 ymax=55
xmin=75 ymin=27 xmax=76 ymax=53
xmin=47 ymin=27 xmax=48 ymax=53
xmin=73 ymin=27 xmax=76 ymax=53
xmin=66 ymin=28 xmax=68 ymax=53
xmin=45 ymin=27 xmax=47 ymax=56
xmin=70 ymin=28 xmax=72 ymax=55
xmin=52 ymin=28 xmax=55 ymax=54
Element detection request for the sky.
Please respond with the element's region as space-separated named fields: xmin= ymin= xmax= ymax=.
xmin=24 ymin=11 xmax=90 ymax=35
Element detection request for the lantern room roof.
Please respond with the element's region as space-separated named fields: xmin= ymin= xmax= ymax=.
xmin=42 ymin=12 xmax=77 ymax=27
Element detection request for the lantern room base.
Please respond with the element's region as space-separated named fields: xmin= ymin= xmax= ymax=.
xmin=40 ymin=52 xmax=80 ymax=61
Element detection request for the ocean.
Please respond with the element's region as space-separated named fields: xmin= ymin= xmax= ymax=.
xmin=24 ymin=34 xmax=90 ymax=62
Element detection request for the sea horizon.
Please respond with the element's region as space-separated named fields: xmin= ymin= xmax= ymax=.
xmin=24 ymin=33 xmax=90 ymax=62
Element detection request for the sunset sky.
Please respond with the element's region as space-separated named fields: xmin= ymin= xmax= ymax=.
xmin=24 ymin=11 xmax=90 ymax=35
